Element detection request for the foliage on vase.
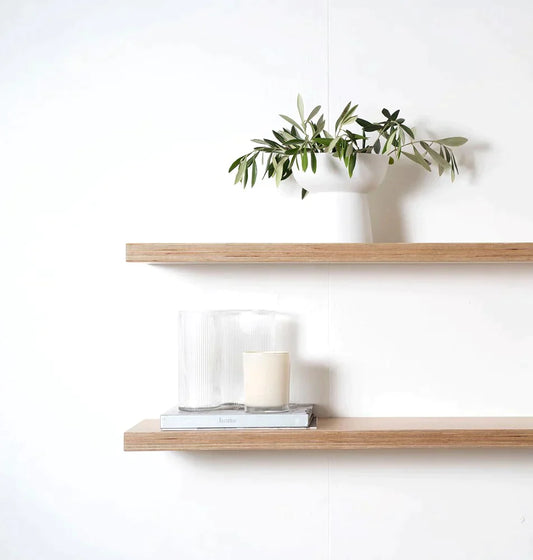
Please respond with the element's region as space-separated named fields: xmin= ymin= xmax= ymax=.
xmin=229 ymin=95 xmax=468 ymax=198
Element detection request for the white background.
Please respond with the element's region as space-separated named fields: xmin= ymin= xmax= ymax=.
xmin=2 ymin=1 xmax=533 ymax=558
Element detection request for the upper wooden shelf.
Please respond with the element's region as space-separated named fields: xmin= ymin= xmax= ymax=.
xmin=126 ymin=243 xmax=533 ymax=264
xmin=124 ymin=417 xmax=533 ymax=451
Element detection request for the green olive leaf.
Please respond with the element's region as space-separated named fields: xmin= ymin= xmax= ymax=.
xmin=310 ymin=150 xmax=317 ymax=173
xmin=297 ymin=94 xmax=305 ymax=122
xmin=434 ymin=137 xmax=468 ymax=147
xmin=301 ymin=149 xmax=308 ymax=172
xmin=307 ymin=105 xmax=321 ymax=122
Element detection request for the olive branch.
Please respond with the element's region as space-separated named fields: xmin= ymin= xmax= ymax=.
xmin=229 ymin=94 xmax=468 ymax=199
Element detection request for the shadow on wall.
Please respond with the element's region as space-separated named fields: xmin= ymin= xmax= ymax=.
xmin=278 ymin=314 xmax=332 ymax=417
xmin=173 ymin=446 xmax=533 ymax=467
xmin=369 ymin=158 xmax=427 ymax=242
xmin=369 ymin=140 xmax=489 ymax=242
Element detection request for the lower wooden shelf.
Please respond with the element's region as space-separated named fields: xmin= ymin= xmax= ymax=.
xmin=124 ymin=417 xmax=533 ymax=451
xmin=126 ymin=243 xmax=533 ymax=264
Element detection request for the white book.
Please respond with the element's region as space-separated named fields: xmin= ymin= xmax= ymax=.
xmin=160 ymin=404 xmax=315 ymax=430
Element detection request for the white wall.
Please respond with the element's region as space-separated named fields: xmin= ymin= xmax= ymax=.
xmin=2 ymin=1 xmax=533 ymax=558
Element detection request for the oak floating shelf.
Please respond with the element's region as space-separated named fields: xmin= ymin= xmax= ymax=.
xmin=124 ymin=417 xmax=533 ymax=451
xmin=126 ymin=243 xmax=533 ymax=264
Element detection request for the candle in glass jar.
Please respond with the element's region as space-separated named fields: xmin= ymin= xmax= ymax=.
xmin=243 ymin=351 xmax=290 ymax=412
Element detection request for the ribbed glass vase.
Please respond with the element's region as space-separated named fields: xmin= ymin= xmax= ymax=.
xmin=177 ymin=310 xmax=282 ymax=411
xmin=177 ymin=311 xmax=219 ymax=411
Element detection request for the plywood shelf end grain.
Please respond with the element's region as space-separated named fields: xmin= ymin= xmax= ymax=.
xmin=124 ymin=417 xmax=533 ymax=451
xmin=125 ymin=243 xmax=533 ymax=264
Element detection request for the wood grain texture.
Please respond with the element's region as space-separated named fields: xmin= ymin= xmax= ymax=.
xmin=125 ymin=243 xmax=533 ymax=263
xmin=124 ymin=417 xmax=533 ymax=451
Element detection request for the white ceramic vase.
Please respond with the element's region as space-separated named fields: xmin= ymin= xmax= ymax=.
xmin=291 ymin=152 xmax=389 ymax=242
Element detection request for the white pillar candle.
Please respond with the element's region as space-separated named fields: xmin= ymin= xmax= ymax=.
xmin=243 ymin=351 xmax=290 ymax=412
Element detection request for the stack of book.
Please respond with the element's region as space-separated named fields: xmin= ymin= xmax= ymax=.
xmin=160 ymin=404 xmax=316 ymax=430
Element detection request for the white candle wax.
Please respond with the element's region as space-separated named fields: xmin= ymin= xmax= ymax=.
xmin=243 ymin=351 xmax=290 ymax=411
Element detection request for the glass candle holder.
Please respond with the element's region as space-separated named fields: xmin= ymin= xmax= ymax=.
xmin=213 ymin=310 xmax=278 ymax=408
xmin=178 ymin=310 xmax=284 ymax=411
xmin=243 ymin=351 xmax=290 ymax=413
